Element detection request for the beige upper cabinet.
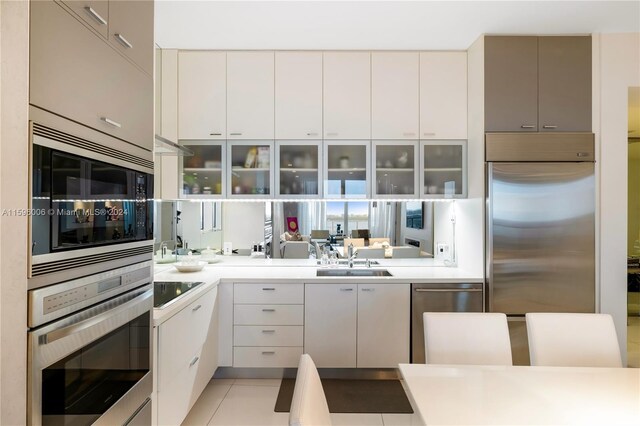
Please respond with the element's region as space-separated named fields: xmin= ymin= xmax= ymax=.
xmin=484 ymin=36 xmax=592 ymax=132
xmin=420 ymin=52 xmax=468 ymax=140
xmin=275 ymin=52 xmax=322 ymax=139
xmin=227 ymin=51 xmax=275 ymax=139
xmin=178 ymin=51 xmax=226 ymax=140
xmin=323 ymin=52 xmax=371 ymax=139
xmin=61 ymin=0 xmax=109 ymax=39
xmin=538 ymin=36 xmax=592 ymax=132
xmin=108 ymin=0 xmax=154 ymax=75
xmin=371 ymin=52 xmax=419 ymax=139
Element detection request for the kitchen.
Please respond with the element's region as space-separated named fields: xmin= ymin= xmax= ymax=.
xmin=1 ymin=1 xmax=639 ymax=425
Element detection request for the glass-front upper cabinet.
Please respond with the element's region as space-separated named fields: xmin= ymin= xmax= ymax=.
xmin=180 ymin=141 xmax=226 ymax=198
xmin=420 ymin=140 xmax=467 ymax=198
xmin=323 ymin=141 xmax=370 ymax=199
xmin=372 ymin=141 xmax=418 ymax=198
xmin=276 ymin=141 xmax=321 ymax=198
xmin=227 ymin=141 xmax=274 ymax=198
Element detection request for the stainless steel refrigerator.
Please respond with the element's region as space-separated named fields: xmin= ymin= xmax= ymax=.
xmin=485 ymin=133 xmax=596 ymax=365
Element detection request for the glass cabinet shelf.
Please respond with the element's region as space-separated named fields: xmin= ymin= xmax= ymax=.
xmin=180 ymin=141 xmax=225 ymax=198
xmin=420 ymin=140 xmax=467 ymax=198
xmin=276 ymin=141 xmax=321 ymax=197
xmin=323 ymin=141 xmax=370 ymax=199
xmin=227 ymin=141 xmax=274 ymax=197
xmin=372 ymin=141 xmax=418 ymax=198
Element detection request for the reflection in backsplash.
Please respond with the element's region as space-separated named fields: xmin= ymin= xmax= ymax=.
xmin=154 ymin=200 xmax=453 ymax=260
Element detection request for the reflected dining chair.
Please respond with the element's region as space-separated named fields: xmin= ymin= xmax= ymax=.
xmin=526 ymin=313 xmax=623 ymax=367
xmin=282 ymin=241 xmax=310 ymax=259
xmin=310 ymin=230 xmax=330 ymax=240
xmin=423 ymin=312 xmax=513 ymax=365
xmin=392 ymin=246 xmax=420 ymax=258
xmin=354 ymin=247 xmax=385 ymax=259
xmin=343 ymin=238 xmax=365 ymax=253
xmin=289 ymin=354 xmax=332 ymax=426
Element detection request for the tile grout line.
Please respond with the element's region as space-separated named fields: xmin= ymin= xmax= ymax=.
xmin=205 ymin=382 xmax=235 ymax=426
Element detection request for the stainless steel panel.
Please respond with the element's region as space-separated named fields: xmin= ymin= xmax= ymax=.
xmin=485 ymin=133 xmax=595 ymax=162
xmin=507 ymin=317 xmax=530 ymax=366
xmin=487 ymin=162 xmax=595 ymax=314
xmin=411 ymin=283 xmax=483 ymax=364
xmin=124 ymin=398 xmax=151 ymax=426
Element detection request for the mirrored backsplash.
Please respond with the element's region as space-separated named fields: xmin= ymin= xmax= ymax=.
xmin=154 ymin=200 xmax=455 ymax=261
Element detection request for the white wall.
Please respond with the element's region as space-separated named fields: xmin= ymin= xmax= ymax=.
xmin=0 ymin=1 xmax=29 ymax=423
xmin=596 ymin=33 xmax=640 ymax=364
xmin=222 ymin=202 xmax=266 ymax=252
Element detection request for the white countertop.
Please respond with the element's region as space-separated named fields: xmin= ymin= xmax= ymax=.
xmin=399 ymin=363 xmax=640 ymax=425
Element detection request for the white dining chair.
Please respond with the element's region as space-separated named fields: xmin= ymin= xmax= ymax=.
xmin=289 ymin=354 xmax=332 ymax=426
xmin=423 ymin=312 xmax=513 ymax=365
xmin=392 ymin=246 xmax=420 ymax=258
xmin=526 ymin=313 xmax=623 ymax=367
xmin=282 ymin=241 xmax=310 ymax=259
xmin=355 ymin=247 xmax=385 ymax=259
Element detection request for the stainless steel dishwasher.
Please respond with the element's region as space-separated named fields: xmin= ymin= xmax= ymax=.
xmin=411 ymin=283 xmax=483 ymax=363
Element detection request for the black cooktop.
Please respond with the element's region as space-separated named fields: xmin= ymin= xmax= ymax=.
xmin=154 ymin=281 xmax=204 ymax=308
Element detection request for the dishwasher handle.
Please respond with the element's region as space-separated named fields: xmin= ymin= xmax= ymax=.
xmin=414 ymin=288 xmax=482 ymax=293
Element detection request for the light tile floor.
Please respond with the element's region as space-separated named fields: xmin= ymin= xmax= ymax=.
xmin=628 ymin=316 xmax=640 ymax=368
xmin=182 ymin=378 xmax=414 ymax=426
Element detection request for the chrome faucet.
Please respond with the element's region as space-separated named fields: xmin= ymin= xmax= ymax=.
xmin=347 ymin=243 xmax=358 ymax=268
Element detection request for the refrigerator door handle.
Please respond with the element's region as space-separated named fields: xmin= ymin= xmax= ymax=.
xmin=486 ymin=162 xmax=494 ymax=313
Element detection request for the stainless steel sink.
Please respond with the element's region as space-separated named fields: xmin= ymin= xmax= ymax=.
xmin=316 ymin=260 xmax=380 ymax=266
xmin=316 ymin=269 xmax=392 ymax=277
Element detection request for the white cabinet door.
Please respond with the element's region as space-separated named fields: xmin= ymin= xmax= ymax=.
xmin=323 ymin=52 xmax=371 ymax=139
xmin=275 ymin=52 xmax=322 ymax=139
xmin=178 ymin=51 xmax=226 ymax=139
xmin=227 ymin=51 xmax=275 ymax=139
xmin=371 ymin=52 xmax=419 ymax=139
xmin=217 ymin=282 xmax=233 ymax=366
xmin=304 ymin=284 xmax=357 ymax=367
xmin=357 ymin=284 xmax=411 ymax=368
xmin=420 ymin=52 xmax=467 ymax=140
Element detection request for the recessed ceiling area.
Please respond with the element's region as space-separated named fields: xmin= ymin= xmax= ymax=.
xmin=155 ymin=0 xmax=640 ymax=50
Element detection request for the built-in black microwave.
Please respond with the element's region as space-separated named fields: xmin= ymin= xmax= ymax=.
xmin=29 ymin=122 xmax=154 ymax=289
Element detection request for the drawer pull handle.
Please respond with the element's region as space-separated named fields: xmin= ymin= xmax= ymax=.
xmin=84 ymin=7 xmax=107 ymax=25
xmin=307 ymin=132 xmax=318 ymax=136
xmin=403 ymin=132 xmax=416 ymax=137
xmin=414 ymin=288 xmax=482 ymax=293
xmin=542 ymin=125 xmax=558 ymax=129
xmin=189 ymin=356 xmax=200 ymax=367
xmin=520 ymin=125 xmax=535 ymax=129
xmin=100 ymin=117 xmax=122 ymax=128
xmin=115 ymin=33 xmax=133 ymax=49
xmin=262 ymin=351 xmax=275 ymax=355
xmin=210 ymin=133 xmax=222 ymax=136
xmin=340 ymin=288 xmax=353 ymax=292
xmin=423 ymin=132 xmax=436 ymax=136
xmin=262 ymin=308 xmax=276 ymax=312
xmin=361 ymin=288 xmax=375 ymax=292
xmin=326 ymin=132 xmax=338 ymax=137
xmin=262 ymin=287 xmax=276 ymax=291
xmin=192 ymin=304 xmax=202 ymax=312
xmin=262 ymin=329 xmax=276 ymax=333
xmin=230 ymin=132 xmax=243 ymax=136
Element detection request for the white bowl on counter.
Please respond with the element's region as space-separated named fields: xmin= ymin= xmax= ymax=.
xmin=173 ymin=261 xmax=207 ymax=272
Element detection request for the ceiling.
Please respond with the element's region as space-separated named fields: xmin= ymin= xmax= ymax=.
xmin=155 ymin=0 xmax=640 ymax=50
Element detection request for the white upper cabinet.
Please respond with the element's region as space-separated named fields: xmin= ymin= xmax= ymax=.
xmin=178 ymin=51 xmax=226 ymax=139
xmin=371 ymin=52 xmax=419 ymax=139
xmin=275 ymin=52 xmax=322 ymax=139
xmin=420 ymin=52 xmax=468 ymax=140
xmin=227 ymin=51 xmax=275 ymax=139
xmin=323 ymin=52 xmax=371 ymax=139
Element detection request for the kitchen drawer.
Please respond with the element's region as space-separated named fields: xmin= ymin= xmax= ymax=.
xmin=234 ymin=304 xmax=303 ymax=326
xmin=157 ymin=346 xmax=202 ymax=425
xmin=233 ymin=346 xmax=303 ymax=368
xmin=158 ymin=287 xmax=216 ymax=388
xmin=234 ymin=283 xmax=304 ymax=304
xmin=30 ymin=0 xmax=153 ymax=151
xmin=234 ymin=325 xmax=304 ymax=347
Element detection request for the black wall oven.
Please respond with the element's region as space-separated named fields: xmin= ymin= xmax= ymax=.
xmin=29 ymin=122 xmax=154 ymax=289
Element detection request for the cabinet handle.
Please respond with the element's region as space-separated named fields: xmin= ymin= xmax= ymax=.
xmin=423 ymin=132 xmax=436 ymax=137
xmin=542 ymin=125 xmax=558 ymax=129
xmin=414 ymin=288 xmax=483 ymax=293
xmin=520 ymin=125 xmax=535 ymax=129
xmin=262 ymin=287 xmax=275 ymax=291
xmin=114 ymin=33 xmax=133 ymax=49
xmin=340 ymin=288 xmax=353 ymax=292
xmin=262 ymin=329 xmax=276 ymax=333
xmin=326 ymin=132 xmax=338 ymax=137
xmin=84 ymin=7 xmax=107 ymax=25
xmin=210 ymin=133 xmax=222 ymax=136
xmin=192 ymin=304 xmax=202 ymax=312
xmin=262 ymin=308 xmax=276 ymax=312
xmin=100 ymin=117 xmax=122 ymax=128
xmin=307 ymin=132 xmax=318 ymax=136
xmin=361 ymin=288 xmax=375 ymax=292
xmin=262 ymin=351 xmax=275 ymax=355
xmin=230 ymin=132 xmax=242 ymax=136
xmin=189 ymin=356 xmax=200 ymax=367
xmin=403 ymin=132 xmax=416 ymax=137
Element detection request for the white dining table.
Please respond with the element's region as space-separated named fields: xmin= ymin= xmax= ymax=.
xmin=398 ymin=363 xmax=640 ymax=425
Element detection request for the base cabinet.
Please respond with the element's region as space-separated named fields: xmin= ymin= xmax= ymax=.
xmin=155 ymin=287 xmax=219 ymax=425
